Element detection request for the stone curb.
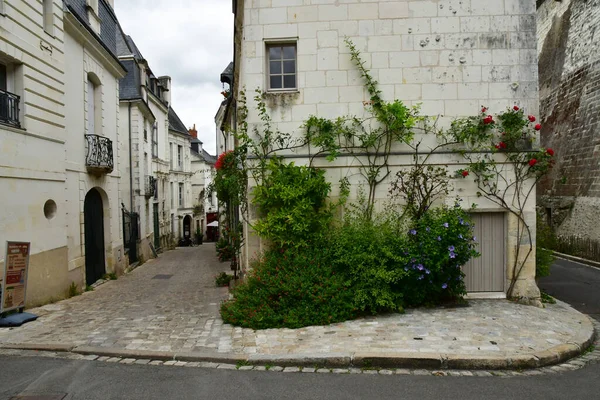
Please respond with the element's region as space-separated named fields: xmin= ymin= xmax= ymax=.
xmin=552 ymin=251 xmax=600 ymax=270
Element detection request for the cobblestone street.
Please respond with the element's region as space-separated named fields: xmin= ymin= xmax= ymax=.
xmin=0 ymin=245 xmax=594 ymax=368
xmin=0 ymin=246 xmax=232 ymax=353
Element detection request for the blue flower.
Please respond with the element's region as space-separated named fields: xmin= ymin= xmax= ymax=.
xmin=418 ymin=275 xmax=424 ymax=280
xmin=472 ymin=236 xmax=477 ymax=242
xmin=459 ymin=218 xmax=464 ymax=225
xmin=426 ymin=227 xmax=431 ymax=232
xmin=443 ymin=222 xmax=449 ymax=228
xmin=417 ymin=264 xmax=424 ymax=271
xmin=437 ymin=236 xmax=442 ymax=241
xmin=449 ymin=251 xmax=456 ymax=259
xmin=442 ymin=283 xmax=448 ymax=289
xmin=458 ymin=234 xmax=463 ymax=239
xmin=425 ymin=269 xmax=430 ymax=274
xmin=448 ymin=245 xmax=455 ymax=252
xmin=404 ymin=267 xmax=409 ymax=271
xmin=409 ymin=229 xmax=417 ymax=235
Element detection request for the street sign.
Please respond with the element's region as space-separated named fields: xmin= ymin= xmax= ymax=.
xmin=1 ymin=241 xmax=31 ymax=313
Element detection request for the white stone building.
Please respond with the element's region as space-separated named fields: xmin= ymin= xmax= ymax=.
xmin=168 ymin=108 xmax=194 ymax=244
xmin=228 ymin=0 xmax=541 ymax=301
xmin=0 ymin=0 xmax=129 ymax=305
xmin=189 ymin=125 xmax=217 ymax=242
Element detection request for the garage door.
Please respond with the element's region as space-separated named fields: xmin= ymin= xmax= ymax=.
xmin=462 ymin=213 xmax=505 ymax=293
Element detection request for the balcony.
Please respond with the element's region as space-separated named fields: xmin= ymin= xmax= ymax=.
xmin=145 ymin=175 xmax=157 ymax=198
xmin=0 ymin=89 xmax=21 ymax=128
xmin=85 ymin=134 xmax=114 ymax=175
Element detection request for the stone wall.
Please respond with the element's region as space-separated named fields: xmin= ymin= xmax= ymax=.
xmin=537 ymin=0 xmax=600 ymax=242
xmin=235 ymin=0 xmax=541 ymax=301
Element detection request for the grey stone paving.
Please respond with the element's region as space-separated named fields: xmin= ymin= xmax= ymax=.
xmin=0 ymin=245 xmax=594 ymax=368
xmin=0 ymin=245 xmax=232 ymax=353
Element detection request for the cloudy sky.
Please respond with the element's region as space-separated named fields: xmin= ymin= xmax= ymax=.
xmin=115 ymin=0 xmax=234 ymax=156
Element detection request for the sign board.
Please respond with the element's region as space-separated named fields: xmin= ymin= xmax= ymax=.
xmin=1 ymin=242 xmax=31 ymax=313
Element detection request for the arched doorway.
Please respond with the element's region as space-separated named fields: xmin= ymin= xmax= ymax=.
xmin=183 ymin=215 xmax=192 ymax=241
xmin=84 ymin=188 xmax=106 ymax=285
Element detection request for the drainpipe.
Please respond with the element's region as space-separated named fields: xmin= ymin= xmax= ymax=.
xmin=129 ymin=102 xmax=134 ymax=211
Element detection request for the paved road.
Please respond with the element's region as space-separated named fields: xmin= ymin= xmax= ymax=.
xmin=539 ymin=258 xmax=600 ymax=321
xmin=0 ymin=355 xmax=599 ymax=400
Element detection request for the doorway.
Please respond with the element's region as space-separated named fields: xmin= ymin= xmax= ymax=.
xmin=84 ymin=188 xmax=106 ymax=286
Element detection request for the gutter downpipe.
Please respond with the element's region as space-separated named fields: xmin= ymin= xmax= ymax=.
xmin=129 ymin=102 xmax=134 ymax=212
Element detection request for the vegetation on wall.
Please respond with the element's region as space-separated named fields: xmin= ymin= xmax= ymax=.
xmin=218 ymin=39 xmax=554 ymax=329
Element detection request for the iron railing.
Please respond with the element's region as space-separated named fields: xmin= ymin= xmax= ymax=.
xmin=145 ymin=175 xmax=157 ymax=198
xmin=0 ymin=88 xmax=20 ymax=127
xmin=85 ymin=134 xmax=114 ymax=174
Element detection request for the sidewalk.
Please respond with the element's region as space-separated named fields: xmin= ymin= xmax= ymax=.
xmin=0 ymin=245 xmax=595 ymax=370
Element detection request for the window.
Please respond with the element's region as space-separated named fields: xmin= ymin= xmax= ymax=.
xmin=43 ymin=0 xmax=54 ymax=35
xmin=152 ymin=122 xmax=158 ymax=157
xmin=143 ymin=117 xmax=147 ymax=141
xmin=0 ymin=62 xmax=22 ymax=127
xmin=169 ymin=143 xmax=173 ymax=169
xmin=170 ymin=182 xmax=174 ymax=208
xmin=178 ymin=183 xmax=184 ymax=207
xmin=171 ymin=213 xmax=175 ymax=236
xmin=267 ymin=44 xmax=297 ymax=91
xmin=177 ymin=145 xmax=183 ymax=169
xmin=86 ymin=74 xmax=101 ymax=134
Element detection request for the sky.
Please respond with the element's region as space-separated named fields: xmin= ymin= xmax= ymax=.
xmin=115 ymin=0 xmax=234 ymax=156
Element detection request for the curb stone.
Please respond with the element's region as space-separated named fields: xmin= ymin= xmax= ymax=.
xmin=0 ymin=320 xmax=598 ymax=378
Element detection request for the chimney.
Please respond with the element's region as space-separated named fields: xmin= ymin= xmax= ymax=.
xmin=158 ymin=76 xmax=171 ymax=106
xmin=189 ymin=124 xmax=198 ymax=138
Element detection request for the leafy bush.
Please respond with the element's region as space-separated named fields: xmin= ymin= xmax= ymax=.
xmin=220 ymin=246 xmax=355 ymax=329
xmin=215 ymin=272 xmax=233 ymax=287
xmin=329 ymin=203 xmax=477 ymax=314
xmin=536 ymin=214 xmax=555 ymax=279
xmin=252 ymin=159 xmax=333 ymax=249
xmin=216 ymin=236 xmax=234 ymax=261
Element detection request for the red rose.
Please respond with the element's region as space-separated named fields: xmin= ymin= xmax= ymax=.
xmin=535 ymin=124 xmax=542 ymax=131
xmin=462 ymin=170 xmax=469 ymax=177
xmin=499 ymin=142 xmax=507 ymax=149
xmin=481 ymin=106 xmax=487 ymax=113
xmin=528 ymin=115 xmax=536 ymax=122
xmin=513 ymin=105 xmax=520 ymax=111
xmin=483 ymin=115 xmax=494 ymax=124
xmin=529 ymin=159 xmax=537 ymax=167
xmin=546 ymin=148 xmax=554 ymax=156
xmin=495 ymin=144 xmax=500 ymax=149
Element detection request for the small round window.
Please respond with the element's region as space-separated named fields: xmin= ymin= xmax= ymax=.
xmin=44 ymin=200 xmax=57 ymax=220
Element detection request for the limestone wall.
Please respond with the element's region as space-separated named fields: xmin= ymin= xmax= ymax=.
xmin=537 ymin=0 xmax=600 ymax=242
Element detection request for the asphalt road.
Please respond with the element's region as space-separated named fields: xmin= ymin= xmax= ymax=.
xmin=538 ymin=257 xmax=600 ymax=321
xmin=0 ymin=355 xmax=599 ymax=400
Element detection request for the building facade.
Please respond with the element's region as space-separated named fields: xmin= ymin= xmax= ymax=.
xmin=189 ymin=125 xmax=217 ymax=242
xmin=228 ymin=0 xmax=541 ymax=302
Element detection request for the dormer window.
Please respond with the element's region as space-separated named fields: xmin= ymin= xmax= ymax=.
xmin=86 ymin=0 xmax=101 ymax=34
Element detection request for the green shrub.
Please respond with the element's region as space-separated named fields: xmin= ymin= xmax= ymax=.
xmin=215 ymin=272 xmax=233 ymax=287
xmin=252 ymin=159 xmax=333 ymax=249
xmin=329 ymin=203 xmax=477 ymax=313
xmin=328 ymin=213 xmax=409 ymax=314
xmin=536 ymin=214 xmax=555 ymax=279
xmin=220 ymin=245 xmax=355 ymax=329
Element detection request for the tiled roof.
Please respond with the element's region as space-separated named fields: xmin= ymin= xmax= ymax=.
xmin=168 ymin=107 xmax=189 ymax=135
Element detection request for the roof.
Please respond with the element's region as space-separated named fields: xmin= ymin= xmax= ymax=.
xmin=64 ymin=0 xmax=120 ymax=59
xmin=168 ymin=107 xmax=189 ymax=135
xmin=200 ymin=149 xmax=217 ymax=164
xmin=221 ymin=62 xmax=234 ymax=85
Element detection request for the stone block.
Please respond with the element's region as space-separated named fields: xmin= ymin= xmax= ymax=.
xmin=303 ymin=87 xmax=339 ymax=104
xmin=305 ymin=70 xmax=326 ymax=88
xmin=422 ymin=83 xmax=458 ymax=100
xmin=395 ymin=84 xmax=422 ymax=100
xmin=318 ymin=30 xmax=338 ymax=48
xmin=318 ymin=4 xmax=348 ymax=21
xmin=409 ymin=1 xmax=438 ymax=18
xmin=431 ymin=17 xmax=460 ymax=33
xmin=460 ymin=16 xmax=491 ymax=33
xmin=389 ymin=51 xmax=420 ymax=68
xmin=259 ymin=7 xmax=287 ymax=25
xmin=349 ymin=3 xmax=379 ymax=20
xmin=378 ymin=68 xmax=404 ymax=84
xmin=288 ymin=6 xmax=319 ymax=23
xmin=298 ymin=22 xmax=331 ymax=38
xmin=379 ymin=2 xmax=409 ymax=19
xmin=330 ymin=20 xmax=359 ymax=36
xmin=264 ymin=23 xmax=298 ymax=39
xmin=326 ymin=70 xmax=348 ymax=86
xmin=317 ymin=48 xmax=339 ymax=70
xmin=368 ymin=35 xmax=403 ymax=52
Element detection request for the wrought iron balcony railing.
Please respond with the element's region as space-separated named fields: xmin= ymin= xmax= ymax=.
xmin=85 ymin=134 xmax=114 ymax=175
xmin=0 ymin=88 xmax=21 ymax=128
xmin=145 ymin=175 xmax=157 ymax=198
